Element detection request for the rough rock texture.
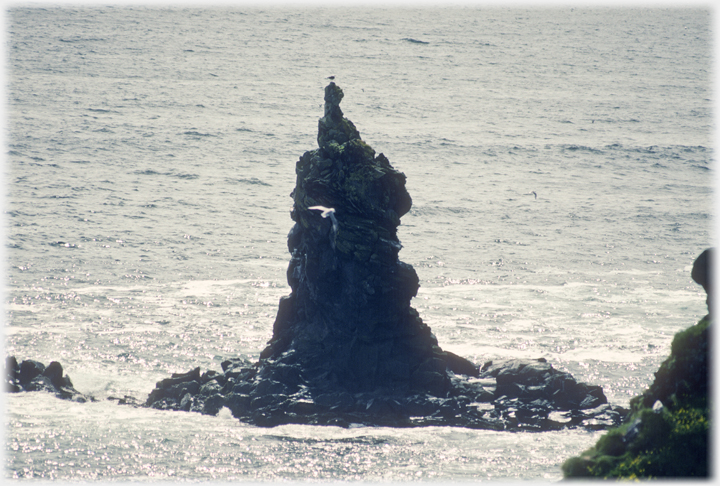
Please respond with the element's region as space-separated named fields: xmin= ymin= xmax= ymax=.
xmin=692 ymin=247 xmax=713 ymax=318
xmin=143 ymin=356 xmax=625 ymax=430
xmin=562 ymin=249 xmax=711 ymax=478
xmin=5 ymin=356 xmax=94 ymax=403
xmin=142 ymin=83 xmax=627 ymax=431
xmin=257 ymin=82 xmax=470 ymax=401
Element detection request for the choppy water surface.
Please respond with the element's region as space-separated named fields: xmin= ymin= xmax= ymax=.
xmin=5 ymin=6 xmax=713 ymax=481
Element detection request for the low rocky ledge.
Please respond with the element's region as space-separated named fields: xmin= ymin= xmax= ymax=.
xmin=140 ymin=356 xmax=627 ymax=432
xmin=4 ymin=354 xmax=627 ymax=432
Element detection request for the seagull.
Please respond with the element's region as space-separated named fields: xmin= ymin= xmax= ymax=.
xmin=326 ymin=76 xmax=335 ymax=80
xmin=531 ymin=191 xmax=537 ymax=199
xmin=308 ymin=205 xmax=339 ymax=233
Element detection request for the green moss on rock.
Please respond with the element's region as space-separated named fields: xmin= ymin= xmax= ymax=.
xmin=561 ymin=317 xmax=710 ymax=479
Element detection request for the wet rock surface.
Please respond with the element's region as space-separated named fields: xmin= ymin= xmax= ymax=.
xmin=5 ymin=356 xmax=95 ymax=403
xmin=142 ymin=356 xmax=626 ymax=431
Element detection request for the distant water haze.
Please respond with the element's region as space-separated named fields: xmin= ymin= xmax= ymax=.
xmin=5 ymin=6 xmax=712 ymax=481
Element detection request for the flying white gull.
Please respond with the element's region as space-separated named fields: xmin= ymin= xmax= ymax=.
xmin=308 ymin=205 xmax=339 ymax=234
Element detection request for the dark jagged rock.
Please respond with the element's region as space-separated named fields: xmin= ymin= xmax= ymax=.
xmin=692 ymin=247 xmax=713 ymax=317
xmin=255 ymin=82 xmax=475 ymax=399
xmin=5 ymin=356 xmax=94 ymax=403
xmin=141 ymin=83 xmax=626 ymax=431
xmin=143 ymin=356 xmax=625 ymax=431
xmin=481 ymin=358 xmax=607 ymax=410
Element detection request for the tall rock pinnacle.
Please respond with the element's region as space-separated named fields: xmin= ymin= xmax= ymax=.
xmin=259 ymin=82 xmax=468 ymax=395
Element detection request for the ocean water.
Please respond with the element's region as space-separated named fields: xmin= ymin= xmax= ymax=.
xmin=4 ymin=6 xmax=713 ymax=481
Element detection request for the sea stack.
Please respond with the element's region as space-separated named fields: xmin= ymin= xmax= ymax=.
xmin=142 ymin=83 xmax=626 ymax=431
xmin=259 ymin=82 xmax=471 ymax=396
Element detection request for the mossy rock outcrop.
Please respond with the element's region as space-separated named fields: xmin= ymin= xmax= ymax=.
xmin=562 ymin=316 xmax=710 ymax=479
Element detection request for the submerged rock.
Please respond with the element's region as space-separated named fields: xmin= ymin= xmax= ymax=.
xmin=5 ymin=356 xmax=94 ymax=403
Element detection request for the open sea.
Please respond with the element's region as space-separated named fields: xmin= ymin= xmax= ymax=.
xmin=3 ymin=5 xmax=714 ymax=482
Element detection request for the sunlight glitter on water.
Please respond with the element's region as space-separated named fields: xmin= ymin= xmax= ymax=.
xmin=6 ymin=392 xmax=605 ymax=481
